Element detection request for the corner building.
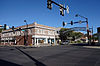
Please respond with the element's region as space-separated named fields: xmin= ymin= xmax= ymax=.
xmin=1 ymin=22 xmax=60 ymax=46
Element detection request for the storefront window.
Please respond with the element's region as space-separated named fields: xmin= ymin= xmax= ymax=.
xmin=38 ymin=38 xmax=45 ymax=43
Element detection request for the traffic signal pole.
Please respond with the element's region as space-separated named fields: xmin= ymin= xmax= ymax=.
xmin=63 ymin=15 xmax=90 ymax=45
xmin=75 ymin=14 xmax=91 ymax=45
xmin=86 ymin=18 xmax=90 ymax=45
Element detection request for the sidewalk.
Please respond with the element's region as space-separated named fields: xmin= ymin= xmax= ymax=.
xmin=0 ymin=44 xmax=59 ymax=48
xmin=83 ymin=46 xmax=100 ymax=49
xmin=82 ymin=43 xmax=100 ymax=49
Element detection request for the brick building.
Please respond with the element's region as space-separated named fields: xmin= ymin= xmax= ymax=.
xmin=0 ymin=22 xmax=60 ymax=46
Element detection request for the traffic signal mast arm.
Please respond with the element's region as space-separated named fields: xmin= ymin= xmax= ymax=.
xmin=67 ymin=21 xmax=86 ymax=24
xmin=76 ymin=14 xmax=87 ymax=19
xmin=51 ymin=0 xmax=67 ymax=10
xmin=74 ymin=21 xmax=86 ymax=24
xmin=63 ymin=20 xmax=87 ymax=27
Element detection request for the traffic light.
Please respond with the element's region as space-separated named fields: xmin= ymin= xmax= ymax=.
xmin=4 ymin=24 xmax=6 ymax=30
xmin=24 ymin=20 xmax=26 ymax=22
xmin=60 ymin=4 xmax=64 ymax=16
xmin=71 ymin=21 xmax=73 ymax=25
xmin=47 ymin=0 xmax=52 ymax=10
xmin=63 ymin=21 xmax=67 ymax=27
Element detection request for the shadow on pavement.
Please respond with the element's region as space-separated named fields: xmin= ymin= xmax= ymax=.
xmin=15 ymin=47 xmax=46 ymax=66
xmin=0 ymin=59 xmax=21 ymax=66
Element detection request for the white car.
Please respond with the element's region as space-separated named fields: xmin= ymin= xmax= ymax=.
xmin=61 ymin=40 xmax=70 ymax=45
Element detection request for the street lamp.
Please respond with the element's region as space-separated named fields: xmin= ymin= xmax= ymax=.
xmin=75 ymin=14 xmax=90 ymax=45
xmin=24 ymin=20 xmax=28 ymax=46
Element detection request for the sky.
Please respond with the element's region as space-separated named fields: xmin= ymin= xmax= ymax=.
xmin=0 ymin=0 xmax=100 ymax=34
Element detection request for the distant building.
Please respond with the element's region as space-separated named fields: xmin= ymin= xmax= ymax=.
xmin=0 ymin=22 xmax=60 ymax=46
xmin=97 ymin=27 xmax=100 ymax=44
xmin=0 ymin=33 xmax=1 ymax=44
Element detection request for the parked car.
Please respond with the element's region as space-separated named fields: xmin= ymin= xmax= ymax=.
xmin=61 ymin=40 xmax=70 ymax=45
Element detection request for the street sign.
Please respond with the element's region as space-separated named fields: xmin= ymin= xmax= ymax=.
xmin=22 ymin=29 xmax=25 ymax=31
xmin=70 ymin=27 xmax=86 ymax=31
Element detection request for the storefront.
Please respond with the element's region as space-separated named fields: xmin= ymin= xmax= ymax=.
xmin=0 ymin=22 xmax=59 ymax=46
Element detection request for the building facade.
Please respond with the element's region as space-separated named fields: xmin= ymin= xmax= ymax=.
xmin=0 ymin=22 xmax=60 ymax=46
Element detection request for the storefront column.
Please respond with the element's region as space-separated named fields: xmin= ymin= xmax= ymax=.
xmin=8 ymin=39 xmax=10 ymax=45
xmin=34 ymin=38 xmax=36 ymax=46
xmin=45 ymin=38 xmax=48 ymax=44
xmin=15 ymin=40 xmax=16 ymax=45
xmin=49 ymin=39 xmax=51 ymax=46
xmin=54 ymin=38 xmax=56 ymax=45
xmin=4 ymin=40 xmax=5 ymax=45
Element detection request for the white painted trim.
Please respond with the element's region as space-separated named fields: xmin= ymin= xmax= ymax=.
xmin=32 ymin=35 xmax=55 ymax=38
xmin=36 ymin=26 xmax=56 ymax=30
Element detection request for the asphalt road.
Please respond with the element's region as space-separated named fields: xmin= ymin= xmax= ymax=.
xmin=0 ymin=45 xmax=100 ymax=66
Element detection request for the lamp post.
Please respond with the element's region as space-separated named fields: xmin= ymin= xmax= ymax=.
xmin=75 ymin=14 xmax=90 ymax=45
xmin=24 ymin=20 xmax=28 ymax=46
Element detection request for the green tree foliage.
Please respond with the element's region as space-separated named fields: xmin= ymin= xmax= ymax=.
xmin=59 ymin=28 xmax=84 ymax=41
xmin=92 ymin=33 xmax=98 ymax=40
xmin=0 ymin=28 xmax=3 ymax=33
xmin=59 ymin=28 xmax=72 ymax=41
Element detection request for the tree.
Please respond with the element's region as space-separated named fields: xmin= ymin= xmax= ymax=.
xmin=59 ymin=28 xmax=84 ymax=41
xmin=92 ymin=33 xmax=98 ymax=41
xmin=0 ymin=28 xmax=3 ymax=33
xmin=74 ymin=32 xmax=84 ymax=39
xmin=59 ymin=28 xmax=73 ymax=41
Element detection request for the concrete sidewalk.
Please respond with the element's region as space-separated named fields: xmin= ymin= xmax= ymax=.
xmin=83 ymin=46 xmax=100 ymax=49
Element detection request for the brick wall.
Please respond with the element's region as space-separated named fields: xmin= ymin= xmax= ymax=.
xmin=15 ymin=35 xmax=32 ymax=45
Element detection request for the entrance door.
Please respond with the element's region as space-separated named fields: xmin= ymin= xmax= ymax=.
xmin=32 ymin=38 xmax=35 ymax=45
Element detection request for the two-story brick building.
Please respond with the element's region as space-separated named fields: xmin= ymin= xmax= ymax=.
xmin=0 ymin=22 xmax=60 ymax=46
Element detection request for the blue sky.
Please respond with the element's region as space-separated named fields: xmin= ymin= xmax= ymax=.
xmin=0 ymin=0 xmax=100 ymax=34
